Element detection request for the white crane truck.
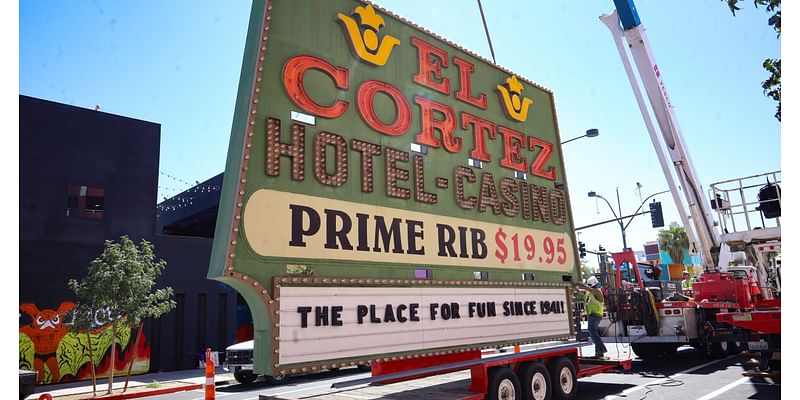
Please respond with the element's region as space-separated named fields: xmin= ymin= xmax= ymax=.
xmin=595 ymin=0 xmax=781 ymax=374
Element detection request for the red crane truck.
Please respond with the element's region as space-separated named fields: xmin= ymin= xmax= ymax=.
xmin=595 ymin=0 xmax=781 ymax=372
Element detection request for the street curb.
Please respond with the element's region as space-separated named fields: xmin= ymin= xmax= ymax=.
xmin=44 ymin=379 xmax=238 ymax=400
xmin=99 ymin=384 xmax=202 ymax=400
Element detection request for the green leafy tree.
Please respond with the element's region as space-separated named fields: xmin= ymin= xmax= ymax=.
xmin=68 ymin=235 xmax=175 ymax=395
xmin=723 ymin=0 xmax=781 ymax=121
xmin=658 ymin=226 xmax=689 ymax=265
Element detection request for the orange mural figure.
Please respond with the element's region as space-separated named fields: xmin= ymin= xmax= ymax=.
xmin=19 ymin=302 xmax=76 ymax=383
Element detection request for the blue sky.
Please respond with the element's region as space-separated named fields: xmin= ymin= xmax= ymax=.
xmin=19 ymin=0 xmax=781 ymax=266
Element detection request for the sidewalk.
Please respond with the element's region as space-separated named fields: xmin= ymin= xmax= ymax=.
xmin=25 ymin=367 xmax=236 ymax=400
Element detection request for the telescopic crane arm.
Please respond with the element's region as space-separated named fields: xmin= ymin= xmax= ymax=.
xmin=600 ymin=0 xmax=721 ymax=272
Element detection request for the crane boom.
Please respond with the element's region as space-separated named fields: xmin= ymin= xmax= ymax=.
xmin=600 ymin=0 xmax=721 ymax=272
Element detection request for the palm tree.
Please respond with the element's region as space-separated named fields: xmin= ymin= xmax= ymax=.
xmin=658 ymin=225 xmax=689 ymax=265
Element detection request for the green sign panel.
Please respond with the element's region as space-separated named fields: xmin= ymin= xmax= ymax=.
xmin=210 ymin=0 xmax=580 ymax=375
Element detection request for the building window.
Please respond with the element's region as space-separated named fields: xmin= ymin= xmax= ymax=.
xmin=66 ymin=184 xmax=105 ymax=219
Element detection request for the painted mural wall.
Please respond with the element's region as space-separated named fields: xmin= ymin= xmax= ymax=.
xmin=19 ymin=301 xmax=151 ymax=385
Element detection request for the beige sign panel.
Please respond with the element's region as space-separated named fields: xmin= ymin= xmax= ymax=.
xmin=276 ymin=285 xmax=571 ymax=366
xmin=243 ymin=189 xmax=574 ymax=271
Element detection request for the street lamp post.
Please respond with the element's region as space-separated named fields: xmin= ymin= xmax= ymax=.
xmin=561 ymin=128 xmax=599 ymax=144
xmin=588 ymin=189 xmax=627 ymax=250
xmin=588 ymin=188 xmax=671 ymax=251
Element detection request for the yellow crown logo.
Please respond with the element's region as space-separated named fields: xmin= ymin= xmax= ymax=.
xmin=354 ymin=5 xmax=385 ymax=30
xmin=497 ymin=75 xmax=533 ymax=122
xmin=338 ymin=5 xmax=400 ymax=66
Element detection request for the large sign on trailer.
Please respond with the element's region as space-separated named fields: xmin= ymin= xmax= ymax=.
xmin=277 ymin=283 xmax=571 ymax=366
xmin=210 ymin=0 xmax=580 ymax=375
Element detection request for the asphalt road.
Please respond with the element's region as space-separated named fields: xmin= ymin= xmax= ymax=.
xmin=148 ymin=345 xmax=779 ymax=400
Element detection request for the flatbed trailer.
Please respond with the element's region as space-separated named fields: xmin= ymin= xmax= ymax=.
xmin=260 ymin=341 xmax=631 ymax=400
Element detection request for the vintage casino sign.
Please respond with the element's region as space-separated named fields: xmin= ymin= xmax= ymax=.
xmin=209 ymin=0 xmax=579 ymax=375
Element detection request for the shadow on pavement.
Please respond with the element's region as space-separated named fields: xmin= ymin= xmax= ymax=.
xmin=217 ymin=368 xmax=366 ymax=393
xmin=625 ymin=346 xmax=741 ymax=378
xmin=577 ymin=381 xmax=635 ymax=398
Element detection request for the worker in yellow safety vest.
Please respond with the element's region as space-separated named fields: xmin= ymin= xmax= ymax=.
xmin=577 ymin=276 xmax=607 ymax=358
xmin=681 ymin=270 xmax=693 ymax=293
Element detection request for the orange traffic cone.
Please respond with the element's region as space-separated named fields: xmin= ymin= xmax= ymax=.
xmin=205 ymin=348 xmax=215 ymax=400
xmin=514 ymin=344 xmax=521 ymax=353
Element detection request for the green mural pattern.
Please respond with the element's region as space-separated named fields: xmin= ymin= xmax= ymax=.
xmin=55 ymin=326 xmax=131 ymax=379
xmin=19 ymin=333 xmax=35 ymax=371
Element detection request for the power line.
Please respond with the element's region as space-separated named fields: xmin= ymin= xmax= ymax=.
xmin=476 ymin=0 xmax=497 ymax=64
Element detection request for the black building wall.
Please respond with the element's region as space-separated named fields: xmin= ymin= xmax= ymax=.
xmin=19 ymin=95 xmax=237 ymax=376
xmin=147 ymin=235 xmax=236 ymax=371
xmin=20 ymin=94 xmax=161 ymax=309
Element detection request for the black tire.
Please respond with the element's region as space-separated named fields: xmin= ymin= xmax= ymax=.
xmin=487 ymin=367 xmax=522 ymax=400
xmin=631 ymin=343 xmax=652 ymax=359
xmin=549 ymin=357 xmax=577 ymax=400
xmin=632 ymin=343 xmax=664 ymax=359
xmin=519 ymin=362 xmax=551 ymax=400
xmin=768 ymin=359 xmax=780 ymax=373
xmin=727 ymin=341 xmax=742 ymax=355
xmin=660 ymin=344 xmax=678 ymax=357
xmin=234 ymin=370 xmax=258 ymax=384
xmin=691 ymin=341 xmax=706 ymax=355
xmin=709 ymin=341 xmax=728 ymax=358
xmin=264 ymin=374 xmax=289 ymax=385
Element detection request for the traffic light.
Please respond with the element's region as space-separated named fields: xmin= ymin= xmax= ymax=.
xmin=578 ymin=241 xmax=586 ymax=258
xmin=598 ymin=245 xmax=605 ymax=253
xmin=649 ymin=201 xmax=664 ymax=228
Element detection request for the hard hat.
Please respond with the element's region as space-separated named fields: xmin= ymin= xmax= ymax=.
xmin=683 ymin=270 xmax=690 ymax=275
xmin=586 ymin=276 xmax=599 ymax=288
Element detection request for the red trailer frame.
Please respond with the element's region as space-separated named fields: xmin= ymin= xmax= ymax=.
xmin=333 ymin=342 xmax=631 ymax=399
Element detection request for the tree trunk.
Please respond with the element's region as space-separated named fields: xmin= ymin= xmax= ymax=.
xmin=671 ymin=248 xmax=684 ymax=265
xmin=123 ymin=323 xmax=143 ymax=392
xmin=107 ymin=322 xmax=117 ymax=395
xmin=86 ymin=331 xmax=96 ymax=396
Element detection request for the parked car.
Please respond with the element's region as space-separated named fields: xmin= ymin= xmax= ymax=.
xmin=224 ymin=340 xmax=370 ymax=384
xmin=19 ymin=369 xmax=37 ymax=400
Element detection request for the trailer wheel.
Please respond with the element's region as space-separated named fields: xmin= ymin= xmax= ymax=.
xmin=549 ymin=357 xmax=577 ymax=400
xmin=487 ymin=367 xmax=521 ymax=400
xmin=519 ymin=362 xmax=551 ymax=400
